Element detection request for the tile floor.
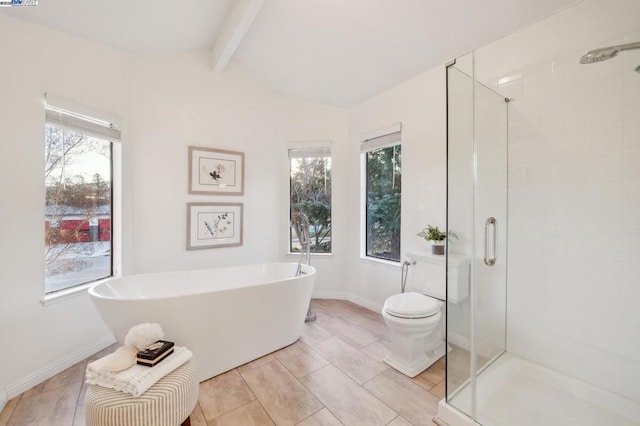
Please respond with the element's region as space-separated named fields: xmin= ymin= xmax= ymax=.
xmin=0 ymin=299 xmax=446 ymax=426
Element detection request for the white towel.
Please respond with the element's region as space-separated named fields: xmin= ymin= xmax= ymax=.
xmin=85 ymin=346 xmax=193 ymax=397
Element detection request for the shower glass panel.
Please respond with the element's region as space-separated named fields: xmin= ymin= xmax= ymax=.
xmin=445 ymin=64 xmax=473 ymax=415
xmin=446 ymin=55 xmax=508 ymax=422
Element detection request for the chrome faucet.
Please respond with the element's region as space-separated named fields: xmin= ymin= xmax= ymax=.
xmin=292 ymin=213 xmax=311 ymax=276
xmin=292 ymin=213 xmax=316 ymax=322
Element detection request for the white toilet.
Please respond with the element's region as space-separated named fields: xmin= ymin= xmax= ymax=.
xmin=382 ymin=249 xmax=469 ymax=378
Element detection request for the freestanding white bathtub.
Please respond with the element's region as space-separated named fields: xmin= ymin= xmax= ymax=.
xmin=89 ymin=262 xmax=315 ymax=382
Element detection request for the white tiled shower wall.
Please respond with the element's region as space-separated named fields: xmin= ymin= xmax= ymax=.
xmin=476 ymin=0 xmax=640 ymax=402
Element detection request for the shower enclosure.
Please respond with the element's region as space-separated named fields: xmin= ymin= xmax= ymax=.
xmin=438 ymin=0 xmax=640 ymax=425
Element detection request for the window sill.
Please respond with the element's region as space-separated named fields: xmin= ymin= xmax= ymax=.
xmin=286 ymin=253 xmax=334 ymax=259
xmin=357 ymin=256 xmax=402 ymax=269
xmin=41 ymin=276 xmax=112 ymax=306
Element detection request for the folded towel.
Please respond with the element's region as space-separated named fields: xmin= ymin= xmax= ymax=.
xmin=87 ymin=346 xmax=138 ymax=372
xmin=86 ymin=346 xmax=193 ymax=397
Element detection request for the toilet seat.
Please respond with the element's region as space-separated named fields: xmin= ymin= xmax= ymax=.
xmin=384 ymin=292 xmax=440 ymax=319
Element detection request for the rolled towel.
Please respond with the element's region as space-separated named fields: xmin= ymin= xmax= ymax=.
xmin=86 ymin=346 xmax=193 ymax=397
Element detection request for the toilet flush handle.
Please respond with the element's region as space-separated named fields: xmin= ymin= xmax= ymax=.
xmin=484 ymin=217 xmax=497 ymax=267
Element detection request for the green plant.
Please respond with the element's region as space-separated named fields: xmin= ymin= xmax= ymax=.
xmin=365 ymin=145 xmax=402 ymax=261
xmin=416 ymin=225 xmax=458 ymax=243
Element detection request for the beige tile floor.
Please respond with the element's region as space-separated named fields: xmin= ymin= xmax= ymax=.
xmin=0 ymin=299 xmax=446 ymax=426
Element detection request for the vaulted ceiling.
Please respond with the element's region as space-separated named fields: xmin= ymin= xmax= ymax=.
xmin=0 ymin=0 xmax=577 ymax=107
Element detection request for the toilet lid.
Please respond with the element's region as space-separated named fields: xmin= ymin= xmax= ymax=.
xmin=384 ymin=292 xmax=440 ymax=319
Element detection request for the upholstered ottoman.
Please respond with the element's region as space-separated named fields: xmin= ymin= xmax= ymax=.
xmin=85 ymin=361 xmax=198 ymax=426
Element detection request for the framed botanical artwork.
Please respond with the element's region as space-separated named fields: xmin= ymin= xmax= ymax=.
xmin=189 ymin=146 xmax=245 ymax=195
xmin=187 ymin=202 xmax=243 ymax=250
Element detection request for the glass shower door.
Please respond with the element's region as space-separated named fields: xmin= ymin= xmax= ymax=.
xmin=446 ymin=58 xmax=508 ymax=423
xmin=473 ymin=80 xmax=508 ymax=370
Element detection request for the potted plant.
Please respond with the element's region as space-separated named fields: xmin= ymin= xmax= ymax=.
xmin=416 ymin=225 xmax=458 ymax=255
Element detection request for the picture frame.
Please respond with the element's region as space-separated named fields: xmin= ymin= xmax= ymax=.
xmin=187 ymin=202 xmax=243 ymax=250
xmin=189 ymin=146 xmax=244 ymax=195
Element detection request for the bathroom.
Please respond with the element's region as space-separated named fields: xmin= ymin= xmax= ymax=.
xmin=1 ymin=0 xmax=639 ymax=424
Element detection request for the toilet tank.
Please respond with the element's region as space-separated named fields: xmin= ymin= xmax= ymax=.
xmin=406 ymin=249 xmax=470 ymax=303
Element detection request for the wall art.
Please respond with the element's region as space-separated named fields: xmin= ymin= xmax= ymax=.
xmin=187 ymin=202 xmax=243 ymax=249
xmin=189 ymin=146 xmax=244 ymax=195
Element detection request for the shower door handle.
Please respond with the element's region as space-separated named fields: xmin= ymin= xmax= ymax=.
xmin=484 ymin=217 xmax=497 ymax=266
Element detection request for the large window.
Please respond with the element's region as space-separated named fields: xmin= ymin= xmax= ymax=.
xmin=44 ymin=103 xmax=120 ymax=294
xmin=289 ymin=146 xmax=332 ymax=254
xmin=363 ymin=128 xmax=401 ymax=262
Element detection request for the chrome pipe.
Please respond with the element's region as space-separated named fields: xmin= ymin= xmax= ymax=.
xmin=400 ymin=260 xmax=415 ymax=293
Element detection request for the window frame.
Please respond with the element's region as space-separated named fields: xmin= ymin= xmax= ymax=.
xmin=42 ymin=95 xmax=122 ymax=302
xmin=287 ymin=142 xmax=333 ymax=256
xmin=360 ymin=125 xmax=402 ymax=264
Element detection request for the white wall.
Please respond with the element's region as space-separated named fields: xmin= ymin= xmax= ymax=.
xmin=475 ymin=0 xmax=640 ymax=402
xmin=127 ymin=51 xmax=348 ymax=292
xmin=0 ymin=15 xmax=348 ymax=397
xmin=276 ymin=98 xmax=350 ymax=298
xmin=346 ymin=67 xmax=448 ymax=310
xmin=0 ymin=15 xmax=131 ymax=397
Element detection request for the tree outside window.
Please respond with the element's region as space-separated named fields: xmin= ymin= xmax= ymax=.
xmin=366 ymin=144 xmax=401 ymax=261
xmin=289 ymin=148 xmax=332 ymax=254
xmin=44 ymin=122 xmax=112 ymax=293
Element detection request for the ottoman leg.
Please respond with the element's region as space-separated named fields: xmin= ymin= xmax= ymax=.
xmin=181 ymin=417 xmax=191 ymax=426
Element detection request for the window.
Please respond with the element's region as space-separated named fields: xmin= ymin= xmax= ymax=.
xmin=44 ymin=102 xmax=120 ymax=294
xmin=362 ymin=127 xmax=402 ymax=262
xmin=289 ymin=146 xmax=332 ymax=254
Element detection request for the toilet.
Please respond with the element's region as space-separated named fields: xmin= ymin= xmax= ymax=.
xmin=382 ymin=249 xmax=469 ymax=378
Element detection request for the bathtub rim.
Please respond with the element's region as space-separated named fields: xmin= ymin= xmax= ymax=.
xmin=88 ymin=262 xmax=316 ymax=301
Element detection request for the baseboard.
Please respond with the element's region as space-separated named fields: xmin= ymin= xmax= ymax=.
xmin=448 ymin=332 xmax=470 ymax=351
xmin=6 ymin=334 xmax=116 ymax=399
xmin=313 ymin=291 xmax=384 ymax=314
xmin=346 ymin=294 xmax=383 ymax=313
xmin=311 ymin=291 xmax=348 ymax=300
xmin=0 ymin=389 xmax=7 ymax=413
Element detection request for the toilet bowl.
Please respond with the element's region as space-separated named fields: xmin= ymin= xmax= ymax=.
xmin=382 ymin=291 xmax=446 ymax=377
xmin=381 ymin=249 xmax=469 ymax=378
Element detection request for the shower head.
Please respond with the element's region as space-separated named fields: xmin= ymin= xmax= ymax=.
xmin=579 ymin=41 xmax=640 ymax=64
xmin=579 ymin=47 xmax=619 ymax=64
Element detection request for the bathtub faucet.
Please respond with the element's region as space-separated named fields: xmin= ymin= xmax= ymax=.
xmin=292 ymin=213 xmax=311 ymax=277
xmin=292 ymin=213 xmax=316 ymax=322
